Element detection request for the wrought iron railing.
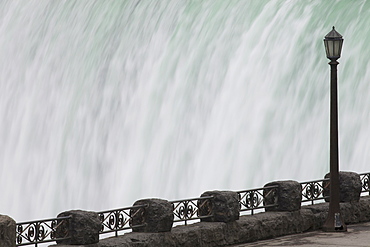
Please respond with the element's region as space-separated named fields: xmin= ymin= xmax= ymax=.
xmin=15 ymin=172 xmax=370 ymax=246
xmin=301 ymin=178 xmax=330 ymax=205
xmin=360 ymin=173 xmax=370 ymax=195
xmin=171 ymin=196 xmax=213 ymax=226
xmin=98 ymin=204 xmax=147 ymax=237
xmin=237 ymin=185 xmax=279 ymax=215
xmin=16 ymin=216 xmax=71 ymax=246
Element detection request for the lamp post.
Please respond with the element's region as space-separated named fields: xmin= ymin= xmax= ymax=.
xmin=322 ymin=26 xmax=346 ymax=232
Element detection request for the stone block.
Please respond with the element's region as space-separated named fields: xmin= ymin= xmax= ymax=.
xmin=131 ymin=198 xmax=173 ymax=232
xmin=199 ymin=191 xmax=240 ymax=222
xmin=0 ymin=215 xmax=15 ymax=247
xmin=264 ymin=180 xmax=302 ymax=212
xmin=323 ymin=171 xmax=362 ymax=202
xmin=56 ymin=210 xmax=101 ymax=245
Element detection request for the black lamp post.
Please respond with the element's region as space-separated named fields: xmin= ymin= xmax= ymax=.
xmin=322 ymin=26 xmax=346 ymax=232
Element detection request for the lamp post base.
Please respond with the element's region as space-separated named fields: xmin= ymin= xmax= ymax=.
xmin=322 ymin=225 xmax=347 ymax=232
xmin=322 ymin=212 xmax=347 ymax=232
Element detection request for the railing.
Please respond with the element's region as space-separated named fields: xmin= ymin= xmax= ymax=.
xmin=98 ymin=204 xmax=147 ymax=237
xmin=360 ymin=172 xmax=370 ymax=195
xmin=171 ymin=196 xmax=213 ymax=226
xmin=16 ymin=216 xmax=71 ymax=247
xmin=15 ymin=172 xmax=370 ymax=246
xmin=301 ymin=178 xmax=330 ymax=205
xmin=237 ymin=185 xmax=278 ymax=215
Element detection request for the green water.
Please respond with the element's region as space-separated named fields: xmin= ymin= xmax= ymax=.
xmin=0 ymin=0 xmax=369 ymax=221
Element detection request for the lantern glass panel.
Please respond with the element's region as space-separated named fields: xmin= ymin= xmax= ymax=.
xmin=325 ymin=40 xmax=333 ymax=58
xmin=325 ymin=39 xmax=343 ymax=59
xmin=333 ymin=40 xmax=340 ymax=57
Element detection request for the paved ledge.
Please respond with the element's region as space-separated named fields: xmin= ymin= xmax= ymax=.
xmin=233 ymin=221 xmax=370 ymax=246
xmin=51 ymin=196 xmax=370 ymax=247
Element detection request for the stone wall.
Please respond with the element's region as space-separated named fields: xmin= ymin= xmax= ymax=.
xmin=13 ymin=171 xmax=367 ymax=247
xmin=81 ymin=197 xmax=370 ymax=247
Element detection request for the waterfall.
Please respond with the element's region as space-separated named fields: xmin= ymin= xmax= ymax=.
xmin=1 ymin=0 xmax=369 ymax=221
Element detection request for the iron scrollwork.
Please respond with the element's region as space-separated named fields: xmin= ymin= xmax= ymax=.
xmin=302 ymin=183 xmax=321 ymax=200
xmin=360 ymin=173 xmax=370 ymax=194
xmin=239 ymin=190 xmax=262 ymax=210
xmin=16 ymin=216 xmax=70 ymax=246
xmin=171 ymin=196 xmax=213 ymax=225
xmin=301 ymin=179 xmax=329 ymax=205
xmin=98 ymin=205 xmax=146 ymax=236
xmin=238 ymin=186 xmax=278 ymax=215
xmin=174 ymin=200 xmax=196 ymax=223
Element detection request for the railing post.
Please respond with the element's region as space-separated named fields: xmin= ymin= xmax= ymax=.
xmin=0 ymin=214 xmax=15 ymax=247
xmin=323 ymin=171 xmax=362 ymax=202
xmin=199 ymin=191 xmax=239 ymax=222
xmin=264 ymin=180 xmax=302 ymax=212
xmin=130 ymin=199 xmax=173 ymax=232
xmin=56 ymin=210 xmax=101 ymax=245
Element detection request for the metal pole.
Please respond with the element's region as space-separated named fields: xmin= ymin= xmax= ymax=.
xmin=322 ymin=60 xmax=347 ymax=232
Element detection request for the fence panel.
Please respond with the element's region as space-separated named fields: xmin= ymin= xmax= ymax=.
xmin=237 ymin=186 xmax=278 ymax=215
xmin=301 ymin=178 xmax=329 ymax=205
xmin=16 ymin=216 xmax=70 ymax=246
xmin=171 ymin=196 xmax=213 ymax=226
xmin=98 ymin=204 xmax=147 ymax=237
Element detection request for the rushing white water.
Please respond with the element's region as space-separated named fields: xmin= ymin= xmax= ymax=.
xmin=1 ymin=0 xmax=370 ymax=222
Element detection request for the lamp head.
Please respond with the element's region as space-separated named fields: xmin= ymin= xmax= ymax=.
xmin=324 ymin=26 xmax=343 ymax=60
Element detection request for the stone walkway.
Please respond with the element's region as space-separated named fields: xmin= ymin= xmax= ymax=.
xmin=231 ymin=222 xmax=370 ymax=246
